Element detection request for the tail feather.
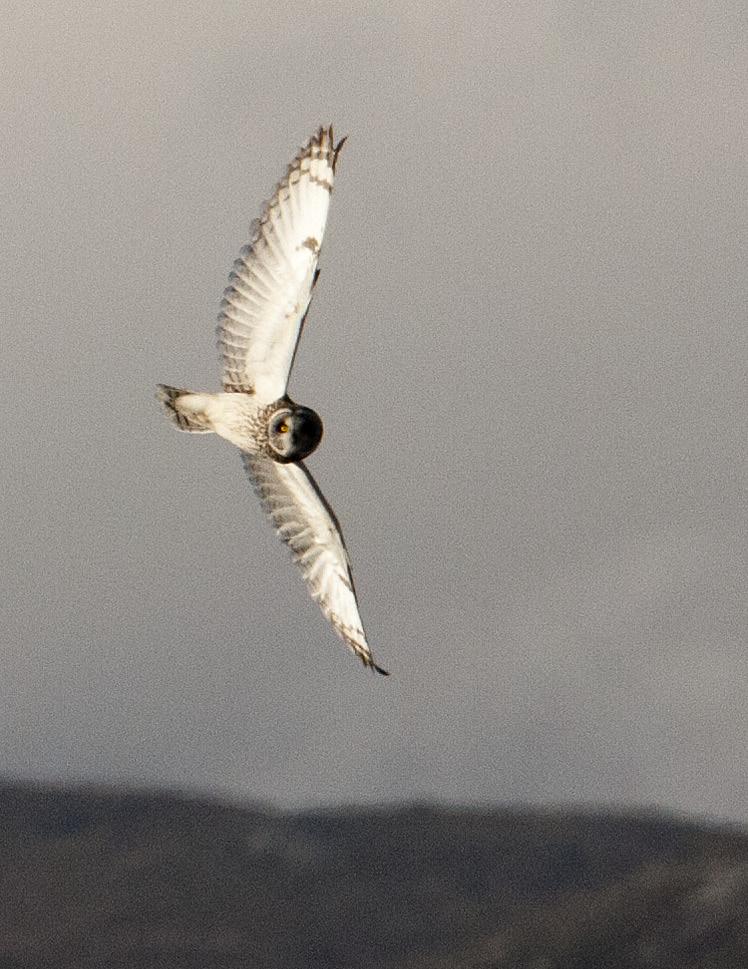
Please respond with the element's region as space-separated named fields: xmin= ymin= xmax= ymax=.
xmin=156 ymin=385 xmax=214 ymax=433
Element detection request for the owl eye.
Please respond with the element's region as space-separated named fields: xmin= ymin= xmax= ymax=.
xmin=278 ymin=422 xmax=289 ymax=434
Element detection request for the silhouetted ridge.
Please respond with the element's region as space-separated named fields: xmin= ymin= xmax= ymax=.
xmin=1 ymin=780 xmax=746 ymax=968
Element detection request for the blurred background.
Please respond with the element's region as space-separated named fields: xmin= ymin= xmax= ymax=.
xmin=2 ymin=0 xmax=745 ymax=824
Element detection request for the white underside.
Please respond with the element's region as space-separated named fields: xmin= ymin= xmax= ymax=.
xmin=175 ymin=392 xmax=263 ymax=450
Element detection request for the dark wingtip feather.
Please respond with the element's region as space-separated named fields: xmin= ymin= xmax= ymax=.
xmin=332 ymin=134 xmax=347 ymax=171
xmin=365 ymin=656 xmax=389 ymax=675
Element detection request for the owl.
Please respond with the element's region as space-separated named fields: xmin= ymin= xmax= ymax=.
xmin=157 ymin=126 xmax=387 ymax=675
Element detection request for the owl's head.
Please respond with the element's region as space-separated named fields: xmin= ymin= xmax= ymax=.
xmin=266 ymin=402 xmax=323 ymax=463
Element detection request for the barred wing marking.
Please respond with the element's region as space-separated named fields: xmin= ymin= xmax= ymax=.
xmin=241 ymin=453 xmax=387 ymax=674
xmin=217 ymin=126 xmax=342 ymax=402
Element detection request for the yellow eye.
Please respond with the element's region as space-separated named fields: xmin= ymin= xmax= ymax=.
xmin=278 ymin=422 xmax=289 ymax=434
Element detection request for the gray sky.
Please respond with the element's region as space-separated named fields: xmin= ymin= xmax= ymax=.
xmin=2 ymin=0 xmax=746 ymax=822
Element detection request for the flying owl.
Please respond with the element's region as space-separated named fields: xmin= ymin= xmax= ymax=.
xmin=157 ymin=126 xmax=387 ymax=675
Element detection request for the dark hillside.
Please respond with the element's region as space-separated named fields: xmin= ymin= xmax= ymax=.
xmin=1 ymin=781 xmax=746 ymax=968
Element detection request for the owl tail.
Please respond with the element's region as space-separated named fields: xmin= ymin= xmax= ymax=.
xmin=156 ymin=385 xmax=215 ymax=433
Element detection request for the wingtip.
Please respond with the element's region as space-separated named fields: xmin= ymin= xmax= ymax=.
xmin=332 ymin=133 xmax=347 ymax=171
xmin=366 ymin=656 xmax=389 ymax=676
xmin=358 ymin=647 xmax=389 ymax=677
xmin=309 ymin=125 xmax=345 ymax=170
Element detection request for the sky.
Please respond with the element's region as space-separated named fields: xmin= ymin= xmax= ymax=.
xmin=2 ymin=0 xmax=746 ymax=822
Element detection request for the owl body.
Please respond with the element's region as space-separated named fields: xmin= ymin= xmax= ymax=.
xmin=158 ymin=386 xmax=323 ymax=464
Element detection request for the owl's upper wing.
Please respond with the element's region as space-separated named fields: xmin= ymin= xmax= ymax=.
xmin=217 ymin=126 xmax=343 ymax=403
xmin=241 ymin=452 xmax=387 ymax=674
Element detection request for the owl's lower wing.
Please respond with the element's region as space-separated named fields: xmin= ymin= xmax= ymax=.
xmin=241 ymin=453 xmax=388 ymax=675
xmin=217 ymin=126 xmax=343 ymax=404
